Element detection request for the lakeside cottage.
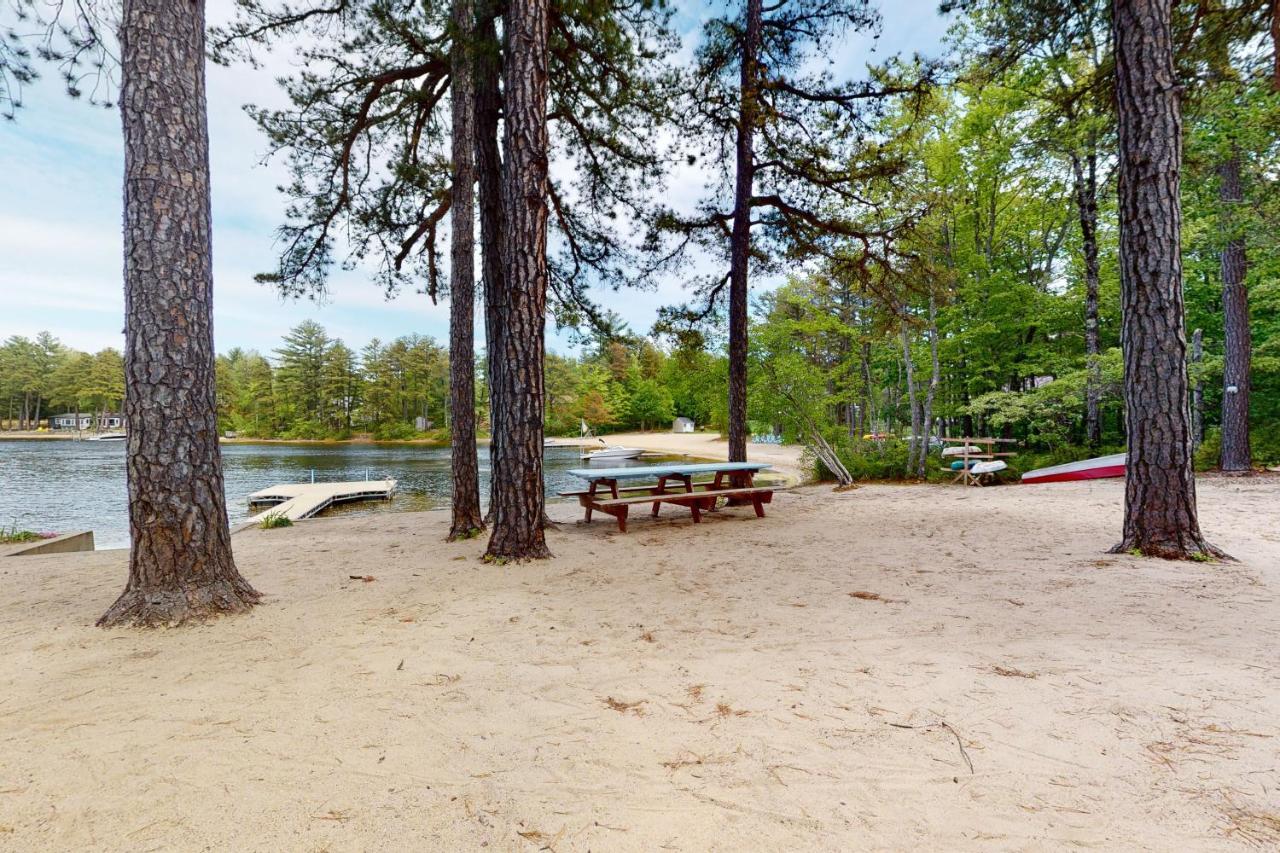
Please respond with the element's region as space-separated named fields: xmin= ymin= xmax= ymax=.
xmin=48 ymin=413 xmax=124 ymax=431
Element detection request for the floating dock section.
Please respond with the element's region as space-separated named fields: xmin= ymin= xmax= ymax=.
xmin=246 ymin=479 xmax=397 ymax=523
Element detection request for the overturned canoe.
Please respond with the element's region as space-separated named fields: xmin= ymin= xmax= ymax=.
xmin=1021 ymin=452 xmax=1126 ymax=484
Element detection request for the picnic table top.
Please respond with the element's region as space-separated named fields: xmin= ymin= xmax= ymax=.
xmin=566 ymin=461 xmax=771 ymax=482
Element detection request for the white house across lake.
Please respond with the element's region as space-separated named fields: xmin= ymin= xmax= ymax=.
xmin=49 ymin=413 xmax=124 ymax=431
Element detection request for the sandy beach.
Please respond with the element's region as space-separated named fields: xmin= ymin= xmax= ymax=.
xmin=554 ymin=431 xmax=809 ymax=483
xmin=1 ymin=475 xmax=1277 ymax=851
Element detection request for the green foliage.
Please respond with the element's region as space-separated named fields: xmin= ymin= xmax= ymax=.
xmin=813 ymin=438 xmax=914 ymax=483
xmin=372 ymin=422 xmax=418 ymax=441
xmin=1195 ymin=429 xmax=1280 ymax=470
xmin=1 ymin=333 xmax=123 ymax=431
xmin=626 ymin=379 xmax=674 ymax=430
xmin=258 ymin=512 xmax=293 ymax=530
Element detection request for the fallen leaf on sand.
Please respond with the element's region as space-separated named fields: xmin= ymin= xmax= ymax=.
xmin=348 ymin=575 xmax=376 ymax=583
xmin=993 ymin=665 xmax=1037 ymax=679
xmin=849 ymin=591 xmax=905 ymax=603
xmin=603 ymin=696 xmax=646 ymax=715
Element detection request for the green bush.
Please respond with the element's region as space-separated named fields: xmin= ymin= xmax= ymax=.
xmin=1195 ymin=427 xmax=1280 ymax=470
xmin=282 ymin=419 xmax=330 ymax=441
xmin=372 ymin=422 xmax=418 ymax=441
xmin=813 ymin=437 xmax=914 ymax=482
xmin=258 ymin=512 xmax=293 ymax=530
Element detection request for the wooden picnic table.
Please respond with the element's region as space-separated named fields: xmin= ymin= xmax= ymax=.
xmin=562 ymin=461 xmax=775 ymax=532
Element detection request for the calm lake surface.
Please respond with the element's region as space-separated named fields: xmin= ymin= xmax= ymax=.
xmin=0 ymin=440 xmax=669 ymax=549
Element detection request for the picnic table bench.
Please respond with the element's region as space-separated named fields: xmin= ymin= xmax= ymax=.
xmin=561 ymin=462 xmax=776 ymax=532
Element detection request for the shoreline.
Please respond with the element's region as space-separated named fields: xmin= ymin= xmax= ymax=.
xmin=1 ymin=430 xmax=809 ymax=483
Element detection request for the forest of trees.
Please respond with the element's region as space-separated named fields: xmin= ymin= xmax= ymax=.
xmin=2 ymin=323 xmax=728 ymax=441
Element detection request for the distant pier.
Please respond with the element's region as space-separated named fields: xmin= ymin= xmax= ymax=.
xmin=245 ymin=479 xmax=397 ymax=524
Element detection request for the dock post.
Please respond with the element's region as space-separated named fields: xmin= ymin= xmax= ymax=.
xmin=310 ymin=469 xmax=315 ymax=484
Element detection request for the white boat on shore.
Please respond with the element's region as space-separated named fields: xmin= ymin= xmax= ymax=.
xmin=581 ymin=441 xmax=644 ymax=462
xmin=575 ymin=418 xmax=644 ymax=462
xmin=87 ymin=432 xmax=127 ymax=442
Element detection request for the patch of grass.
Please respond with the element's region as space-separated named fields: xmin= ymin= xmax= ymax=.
xmin=0 ymin=529 xmax=41 ymax=544
xmin=258 ymin=512 xmax=293 ymax=530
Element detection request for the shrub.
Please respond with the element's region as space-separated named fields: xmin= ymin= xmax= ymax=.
xmin=259 ymin=512 xmax=293 ymax=530
xmin=1194 ymin=427 xmax=1280 ymax=470
xmin=372 ymin=422 xmax=417 ymax=441
xmin=813 ymin=437 xmax=914 ymax=482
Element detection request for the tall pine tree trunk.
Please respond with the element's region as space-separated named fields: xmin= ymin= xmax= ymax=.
xmin=899 ymin=316 xmax=921 ymax=475
xmin=1071 ymin=147 xmax=1103 ymax=447
xmin=485 ymin=0 xmax=551 ymax=560
xmin=447 ymin=0 xmax=485 ymax=539
xmin=100 ymin=0 xmax=259 ymax=626
xmin=1191 ymin=327 xmax=1204 ymax=449
xmin=725 ymin=0 xmax=763 ymax=463
xmin=1110 ymin=0 xmax=1222 ymax=560
xmin=476 ymin=0 xmax=504 ymax=523
xmin=1216 ymin=152 xmax=1251 ymax=473
xmin=917 ymin=296 xmax=941 ymax=479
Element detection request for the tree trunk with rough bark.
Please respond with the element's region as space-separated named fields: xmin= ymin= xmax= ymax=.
xmin=725 ymin=0 xmax=763 ymax=463
xmin=476 ymin=0 xmax=504 ymax=523
xmin=100 ymin=0 xmax=260 ymax=626
xmin=917 ymin=296 xmax=941 ymax=479
xmin=1110 ymin=0 xmax=1222 ymax=560
xmin=447 ymin=0 xmax=485 ymax=540
xmin=485 ymin=0 xmax=551 ymax=560
xmin=899 ymin=317 xmax=921 ymax=475
xmin=1071 ymin=147 xmax=1103 ymax=447
xmin=1216 ymin=152 xmax=1252 ymax=473
xmin=1191 ymin=327 xmax=1204 ymax=449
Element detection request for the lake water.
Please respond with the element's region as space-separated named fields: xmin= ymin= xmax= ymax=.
xmin=0 ymin=440 xmax=667 ymax=549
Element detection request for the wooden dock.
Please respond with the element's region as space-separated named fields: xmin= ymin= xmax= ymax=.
xmin=245 ymin=479 xmax=397 ymax=523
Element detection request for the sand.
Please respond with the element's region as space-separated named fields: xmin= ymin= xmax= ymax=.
xmin=1 ymin=476 xmax=1278 ymax=851
xmin=556 ymin=431 xmax=809 ymax=483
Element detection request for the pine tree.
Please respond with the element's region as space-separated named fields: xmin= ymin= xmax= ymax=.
xmin=485 ymin=0 xmax=553 ymax=560
xmin=1109 ymin=0 xmax=1223 ymax=559
xmin=99 ymin=0 xmax=260 ymax=625
xmin=652 ymin=0 xmax=931 ymax=462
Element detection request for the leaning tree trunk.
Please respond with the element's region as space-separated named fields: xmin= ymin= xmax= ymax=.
xmin=1216 ymin=151 xmax=1252 ymax=473
xmin=476 ymin=0 xmax=504 ymax=523
xmin=725 ymin=0 xmax=763 ymax=464
xmin=1072 ymin=146 xmax=1103 ymax=447
xmin=485 ymin=0 xmax=551 ymax=560
xmin=1110 ymin=0 xmax=1222 ymax=560
xmin=447 ymin=0 xmax=485 ymax=540
xmin=100 ymin=0 xmax=260 ymax=626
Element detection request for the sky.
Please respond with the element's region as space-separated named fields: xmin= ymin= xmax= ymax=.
xmin=0 ymin=0 xmax=954 ymax=359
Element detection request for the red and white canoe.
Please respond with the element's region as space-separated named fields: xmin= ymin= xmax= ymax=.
xmin=1021 ymin=452 xmax=1126 ymax=484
